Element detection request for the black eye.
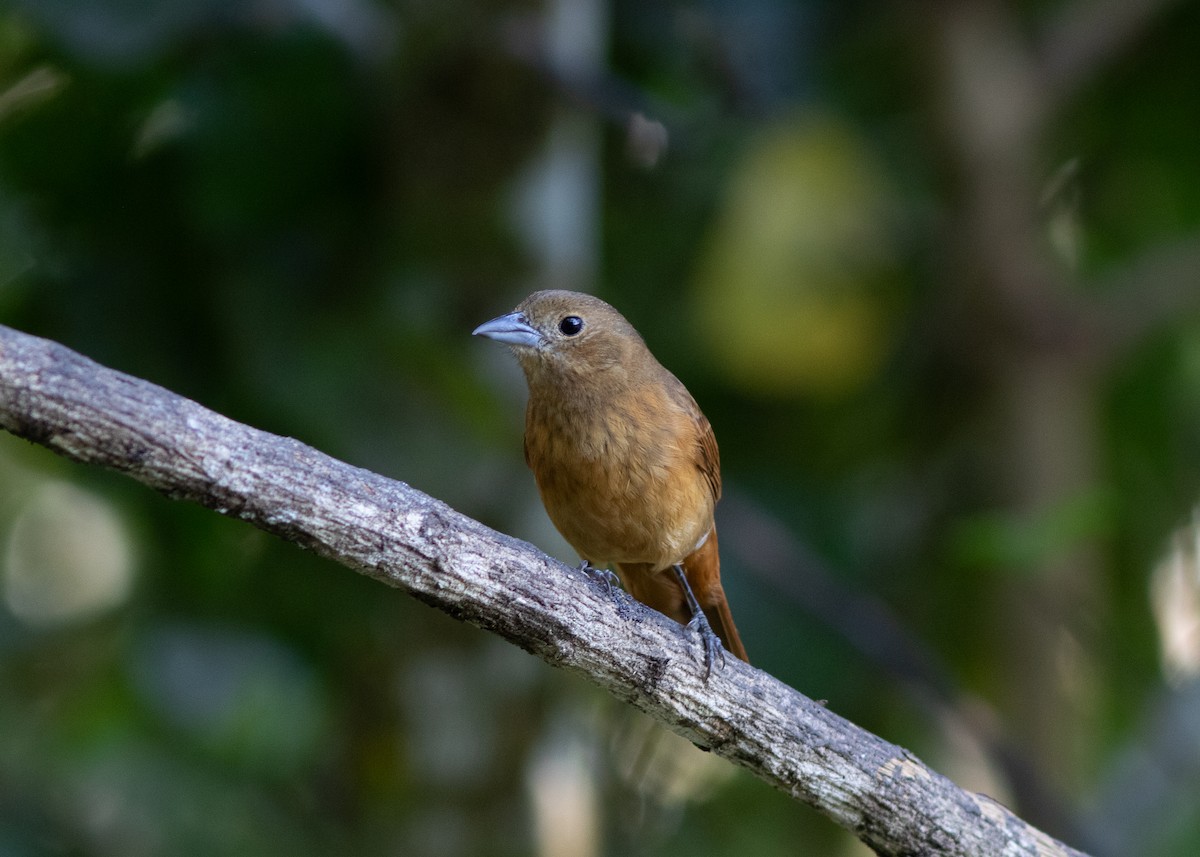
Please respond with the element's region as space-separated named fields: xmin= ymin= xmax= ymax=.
xmin=558 ymin=315 xmax=584 ymax=336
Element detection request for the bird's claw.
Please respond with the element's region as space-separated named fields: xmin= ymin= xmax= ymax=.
xmin=687 ymin=612 xmax=726 ymax=679
xmin=579 ymin=561 xmax=620 ymax=596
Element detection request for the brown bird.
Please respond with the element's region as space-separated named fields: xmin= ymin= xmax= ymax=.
xmin=473 ymin=290 xmax=748 ymax=672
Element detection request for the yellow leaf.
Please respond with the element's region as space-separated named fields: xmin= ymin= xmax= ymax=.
xmin=694 ymin=117 xmax=899 ymax=396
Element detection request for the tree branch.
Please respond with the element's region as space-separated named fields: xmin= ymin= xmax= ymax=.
xmin=0 ymin=324 xmax=1088 ymax=857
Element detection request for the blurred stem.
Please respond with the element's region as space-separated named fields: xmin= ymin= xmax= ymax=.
xmin=926 ymin=0 xmax=1105 ymax=794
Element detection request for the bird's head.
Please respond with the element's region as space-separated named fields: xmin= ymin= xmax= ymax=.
xmin=472 ymin=290 xmax=648 ymax=385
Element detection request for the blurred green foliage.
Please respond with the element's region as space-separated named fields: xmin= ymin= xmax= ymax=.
xmin=3 ymin=0 xmax=1200 ymax=855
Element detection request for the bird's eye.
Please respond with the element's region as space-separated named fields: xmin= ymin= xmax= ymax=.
xmin=558 ymin=316 xmax=584 ymax=336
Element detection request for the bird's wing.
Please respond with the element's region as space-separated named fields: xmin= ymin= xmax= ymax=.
xmin=694 ymin=410 xmax=721 ymax=502
xmin=664 ymin=372 xmax=721 ymax=503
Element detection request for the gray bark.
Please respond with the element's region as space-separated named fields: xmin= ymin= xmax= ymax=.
xmin=0 ymin=324 xmax=1089 ymax=857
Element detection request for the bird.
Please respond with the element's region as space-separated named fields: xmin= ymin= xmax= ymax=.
xmin=473 ymin=289 xmax=748 ymax=673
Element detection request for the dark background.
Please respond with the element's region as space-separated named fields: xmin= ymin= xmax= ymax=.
xmin=2 ymin=0 xmax=1200 ymax=854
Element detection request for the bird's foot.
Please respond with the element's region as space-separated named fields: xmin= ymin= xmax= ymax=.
xmin=686 ymin=610 xmax=726 ymax=680
xmin=671 ymin=563 xmax=725 ymax=679
xmin=579 ymin=561 xmax=620 ymax=596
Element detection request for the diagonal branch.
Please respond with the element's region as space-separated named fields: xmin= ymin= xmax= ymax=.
xmin=1038 ymin=0 xmax=1184 ymax=107
xmin=0 ymin=324 xmax=1089 ymax=857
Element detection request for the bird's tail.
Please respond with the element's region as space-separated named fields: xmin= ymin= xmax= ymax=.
xmin=616 ymin=527 xmax=749 ymax=663
xmin=683 ymin=528 xmax=749 ymax=663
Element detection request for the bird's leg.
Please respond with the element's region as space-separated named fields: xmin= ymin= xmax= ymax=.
xmin=579 ymin=560 xmax=620 ymax=596
xmin=672 ymin=564 xmax=725 ymax=678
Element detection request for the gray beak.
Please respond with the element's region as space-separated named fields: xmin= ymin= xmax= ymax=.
xmin=472 ymin=311 xmax=542 ymax=348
